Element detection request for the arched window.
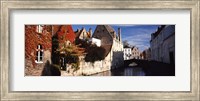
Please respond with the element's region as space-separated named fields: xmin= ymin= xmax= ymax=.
xmin=35 ymin=44 xmax=43 ymax=63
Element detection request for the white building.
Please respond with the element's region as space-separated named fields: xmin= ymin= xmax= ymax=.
xmin=123 ymin=48 xmax=132 ymax=60
xmin=150 ymin=25 xmax=175 ymax=64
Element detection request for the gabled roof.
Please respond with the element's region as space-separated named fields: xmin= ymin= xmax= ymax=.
xmin=75 ymin=28 xmax=83 ymax=38
xmin=92 ymin=25 xmax=116 ymax=58
xmin=75 ymin=28 xmax=91 ymax=39
xmin=104 ymin=25 xmax=115 ymax=33
xmin=104 ymin=25 xmax=116 ymax=38
xmin=55 ymin=25 xmax=76 ymax=43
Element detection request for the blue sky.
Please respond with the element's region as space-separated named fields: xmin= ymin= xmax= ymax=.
xmin=72 ymin=25 xmax=160 ymax=51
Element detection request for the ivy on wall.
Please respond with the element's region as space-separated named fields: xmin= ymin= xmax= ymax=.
xmin=25 ymin=25 xmax=52 ymax=67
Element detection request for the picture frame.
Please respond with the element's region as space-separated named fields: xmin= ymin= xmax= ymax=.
xmin=0 ymin=0 xmax=199 ymax=100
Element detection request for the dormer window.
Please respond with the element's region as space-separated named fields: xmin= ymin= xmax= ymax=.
xmin=36 ymin=25 xmax=44 ymax=33
xmin=35 ymin=44 xmax=43 ymax=63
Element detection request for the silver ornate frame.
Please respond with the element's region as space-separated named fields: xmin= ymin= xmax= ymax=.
xmin=1 ymin=0 xmax=199 ymax=100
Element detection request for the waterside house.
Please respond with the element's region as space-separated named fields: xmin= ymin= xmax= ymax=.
xmin=150 ymin=25 xmax=175 ymax=64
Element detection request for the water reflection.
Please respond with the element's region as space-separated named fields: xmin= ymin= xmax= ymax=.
xmin=91 ymin=67 xmax=145 ymax=76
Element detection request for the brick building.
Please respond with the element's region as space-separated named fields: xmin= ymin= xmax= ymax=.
xmin=25 ymin=25 xmax=76 ymax=75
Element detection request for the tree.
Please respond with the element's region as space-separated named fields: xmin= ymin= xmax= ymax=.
xmin=75 ymin=38 xmax=106 ymax=63
xmin=85 ymin=44 xmax=106 ymax=63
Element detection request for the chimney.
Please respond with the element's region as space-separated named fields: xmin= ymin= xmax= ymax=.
xmin=118 ymin=28 xmax=121 ymax=42
xmin=89 ymin=28 xmax=92 ymax=35
xmin=77 ymin=29 xmax=80 ymax=32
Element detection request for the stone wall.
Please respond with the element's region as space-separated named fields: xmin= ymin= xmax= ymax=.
xmin=111 ymin=51 xmax=124 ymax=69
xmin=25 ymin=50 xmax=51 ymax=76
xmin=162 ymin=34 xmax=175 ymax=64
xmin=111 ymin=38 xmax=124 ymax=69
xmin=63 ymin=54 xmax=112 ymax=76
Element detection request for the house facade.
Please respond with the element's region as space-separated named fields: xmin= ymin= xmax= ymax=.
xmin=142 ymin=48 xmax=151 ymax=60
xmin=52 ymin=25 xmax=76 ymax=70
xmin=26 ymin=25 xmax=124 ymax=76
xmin=25 ymin=25 xmax=76 ymax=75
xmin=25 ymin=25 xmax=52 ymax=75
xmin=123 ymin=47 xmax=132 ymax=60
xmin=150 ymin=25 xmax=175 ymax=64
xmin=92 ymin=25 xmax=124 ymax=69
xmin=64 ymin=25 xmax=124 ymax=76
xmin=131 ymin=46 xmax=141 ymax=59
xmin=75 ymin=27 xmax=92 ymax=40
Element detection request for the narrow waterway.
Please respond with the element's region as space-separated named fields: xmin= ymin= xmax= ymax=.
xmin=91 ymin=67 xmax=145 ymax=76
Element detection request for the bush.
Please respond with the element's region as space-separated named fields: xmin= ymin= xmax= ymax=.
xmin=71 ymin=63 xmax=80 ymax=71
xmin=65 ymin=54 xmax=79 ymax=63
xmin=85 ymin=45 xmax=106 ymax=63
xmin=75 ymin=39 xmax=106 ymax=62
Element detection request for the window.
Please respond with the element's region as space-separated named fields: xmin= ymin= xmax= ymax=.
xmin=36 ymin=25 xmax=44 ymax=33
xmin=35 ymin=44 xmax=43 ymax=63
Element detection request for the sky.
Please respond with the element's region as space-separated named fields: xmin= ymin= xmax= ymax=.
xmin=72 ymin=25 xmax=160 ymax=52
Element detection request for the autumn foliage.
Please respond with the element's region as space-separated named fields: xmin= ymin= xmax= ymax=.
xmin=55 ymin=25 xmax=76 ymax=49
xmin=25 ymin=25 xmax=52 ymax=67
xmin=25 ymin=25 xmax=105 ymax=70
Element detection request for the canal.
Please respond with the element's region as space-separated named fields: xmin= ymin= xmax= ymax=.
xmin=89 ymin=60 xmax=175 ymax=76
xmin=91 ymin=66 xmax=145 ymax=76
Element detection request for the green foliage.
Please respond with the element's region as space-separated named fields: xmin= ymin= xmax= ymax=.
xmin=75 ymin=38 xmax=91 ymax=49
xmin=58 ymin=43 xmax=81 ymax=71
xmin=65 ymin=54 xmax=79 ymax=64
xmin=71 ymin=63 xmax=80 ymax=71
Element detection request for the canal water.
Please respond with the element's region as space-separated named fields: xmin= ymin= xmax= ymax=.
xmin=91 ymin=67 xmax=145 ymax=76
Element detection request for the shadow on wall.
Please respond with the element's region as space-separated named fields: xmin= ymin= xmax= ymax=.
xmin=51 ymin=34 xmax=60 ymax=65
xmin=111 ymin=51 xmax=124 ymax=69
xmin=41 ymin=60 xmax=61 ymax=76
